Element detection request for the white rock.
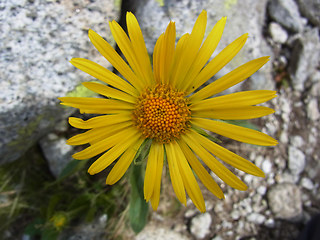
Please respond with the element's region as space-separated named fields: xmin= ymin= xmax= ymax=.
xmin=291 ymin=135 xmax=304 ymax=148
xmin=212 ymin=236 xmax=223 ymax=240
xmin=136 ymin=223 xmax=190 ymax=240
xmin=257 ymin=186 xmax=267 ymax=195
xmin=280 ymin=131 xmax=289 ymax=144
xmin=190 ymin=213 xmax=212 ymax=239
xmin=262 ymin=159 xmax=273 ymax=174
xmin=288 ymin=146 xmax=306 ymax=175
xmin=264 ymin=218 xmax=275 ymax=228
xmin=267 ymin=183 xmax=302 ymax=220
xmin=269 ymin=22 xmax=288 ymax=43
xmin=247 ymin=213 xmax=266 ymax=224
xmin=231 ymin=210 xmax=241 ymax=220
xmin=39 ymin=134 xmax=73 ymax=178
xmin=307 ymin=98 xmax=320 ymax=121
xmin=301 ymin=177 xmax=314 ymax=190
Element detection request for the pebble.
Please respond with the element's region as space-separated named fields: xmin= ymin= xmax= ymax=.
xmin=190 ymin=213 xmax=212 ymax=239
xmin=269 ymin=22 xmax=288 ymax=44
xmin=262 ymin=159 xmax=273 ymax=174
xmin=136 ymin=224 xmax=190 ymax=240
xmin=300 ymin=177 xmax=314 ymax=190
xmin=247 ymin=213 xmax=266 ymax=225
xmin=268 ymin=0 xmax=303 ymax=32
xmin=291 ymin=135 xmax=304 ymax=148
xmin=307 ymin=98 xmax=320 ymax=121
xmin=39 ymin=134 xmax=73 ymax=178
xmin=288 ymin=146 xmax=306 ymax=175
xmin=267 ymin=183 xmax=302 ymax=220
xmin=257 ymin=186 xmax=267 ymax=195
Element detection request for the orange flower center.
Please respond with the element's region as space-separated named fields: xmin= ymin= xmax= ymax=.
xmin=133 ymin=84 xmax=191 ymax=143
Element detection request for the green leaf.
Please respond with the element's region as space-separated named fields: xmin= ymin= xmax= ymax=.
xmin=192 ymin=125 xmax=222 ymax=143
xmin=225 ymin=120 xmax=260 ymax=131
xmin=41 ymin=227 xmax=59 ymax=240
xmin=58 ymin=159 xmax=88 ymax=180
xmin=133 ymin=139 xmax=152 ymax=165
xmin=128 ymin=163 xmax=149 ymax=233
xmin=24 ymin=218 xmax=44 ymax=237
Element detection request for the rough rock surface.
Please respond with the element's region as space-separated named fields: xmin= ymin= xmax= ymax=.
xmin=190 ymin=213 xmax=212 ymax=239
xmin=268 ymin=0 xmax=304 ymax=32
xmin=135 ymin=223 xmax=191 ymax=240
xmin=39 ymin=133 xmax=73 ymax=178
xmin=3 ymin=0 xmax=320 ymax=239
xmin=288 ymin=27 xmax=320 ymax=91
xmin=133 ymin=0 xmax=275 ymax=92
xmin=0 ymin=0 xmax=121 ymax=164
xmin=297 ymin=0 xmax=320 ymax=27
xmin=267 ymin=183 xmax=303 ymax=220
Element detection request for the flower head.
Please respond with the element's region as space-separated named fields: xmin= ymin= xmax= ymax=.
xmin=59 ymin=11 xmax=277 ymax=212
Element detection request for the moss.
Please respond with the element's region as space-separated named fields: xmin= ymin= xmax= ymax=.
xmin=114 ymin=0 xmax=122 ymax=10
xmin=156 ymin=0 xmax=165 ymax=7
xmin=8 ymin=114 xmax=44 ymax=150
xmin=224 ymin=0 xmax=238 ymax=10
xmin=65 ymin=82 xmax=97 ymax=98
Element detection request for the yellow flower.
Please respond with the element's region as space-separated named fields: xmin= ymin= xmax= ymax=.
xmin=59 ymin=10 xmax=277 ymax=212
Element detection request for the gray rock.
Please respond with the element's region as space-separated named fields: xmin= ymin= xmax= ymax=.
xmin=307 ymin=98 xmax=320 ymax=121
xmin=300 ymin=177 xmax=314 ymax=190
xmin=268 ymin=0 xmax=304 ymax=32
xmin=39 ymin=133 xmax=73 ymax=178
xmin=288 ymin=146 xmax=306 ymax=175
xmin=269 ymin=22 xmax=288 ymax=44
xmin=0 ymin=0 xmax=121 ymax=164
xmin=297 ymin=0 xmax=320 ymax=28
xmin=135 ymin=223 xmax=191 ymax=240
xmin=134 ymin=0 xmax=275 ymax=92
xmin=288 ymin=28 xmax=320 ymax=91
xmin=267 ymin=183 xmax=302 ymax=220
xmin=247 ymin=212 xmax=266 ymax=225
xmin=190 ymin=213 xmax=212 ymax=239
xmin=262 ymin=158 xmax=273 ymax=174
xmin=59 ymin=214 xmax=108 ymax=240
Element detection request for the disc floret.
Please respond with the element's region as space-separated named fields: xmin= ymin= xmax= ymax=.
xmin=133 ymin=84 xmax=191 ymax=143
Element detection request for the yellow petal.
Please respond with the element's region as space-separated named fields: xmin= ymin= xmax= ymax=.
xmin=59 ymin=97 xmax=134 ymax=114
xmin=159 ymin=21 xmax=176 ymax=85
xmin=191 ymin=118 xmax=278 ymax=146
xmin=109 ymin=20 xmax=147 ymax=87
xmin=172 ymin=140 xmax=206 ymax=212
xmin=190 ymin=90 xmax=277 ymax=110
xmin=169 ymin=33 xmax=189 ymax=86
xmin=165 ymin=142 xmax=186 ymax=205
xmin=192 ymin=106 xmax=275 ymax=120
xmin=183 ymin=16 xmax=227 ymax=92
xmin=68 ymin=113 xmax=131 ymax=129
xmin=69 ymin=58 xmax=138 ymax=96
xmin=82 ymin=82 xmax=136 ymax=103
xmin=126 ymin=12 xmax=154 ymax=86
xmin=182 ymin=133 xmax=248 ymax=191
xmin=144 ymin=142 xmax=158 ymax=201
xmin=149 ymin=143 xmax=164 ymax=210
xmin=106 ymin=137 xmax=144 ymax=185
xmin=67 ymin=121 xmax=132 ymax=145
xmin=172 ymin=10 xmax=207 ymax=89
xmin=88 ymin=29 xmax=143 ymax=92
xmin=188 ymin=33 xmax=249 ymax=96
xmin=178 ymin=139 xmax=224 ymax=199
xmin=88 ymin=131 xmax=140 ymax=174
xmin=190 ymin=130 xmax=265 ymax=177
xmin=72 ymin=127 xmax=138 ymax=160
xmin=153 ymin=33 xmax=164 ymax=83
xmin=189 ymin=56 xmax=270 ymax=101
